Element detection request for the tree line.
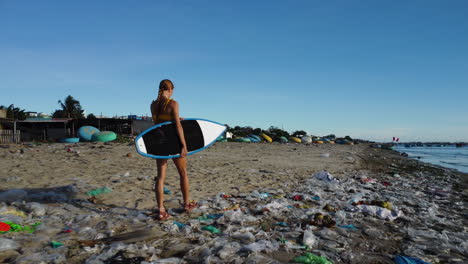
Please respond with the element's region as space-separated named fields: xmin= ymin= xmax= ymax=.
xmin=1 ymin=95 xmax=94 ymax=120
xmin=2 ymin=95 xmax=351 ymax=140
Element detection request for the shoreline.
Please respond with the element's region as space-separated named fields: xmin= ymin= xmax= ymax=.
xmin=0 ymin=142 xmax=467 ymax=263
xmin=392 ymin=145 xmax=468 ymax=174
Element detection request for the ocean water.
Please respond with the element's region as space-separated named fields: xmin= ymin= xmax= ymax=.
xmin=394 ymin=145 xmax=468 ymax=173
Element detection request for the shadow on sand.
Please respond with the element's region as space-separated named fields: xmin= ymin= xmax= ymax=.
xmin=0 ymin=184 xmax=146 ymax=216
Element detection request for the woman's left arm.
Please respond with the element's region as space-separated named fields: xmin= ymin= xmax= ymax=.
xmin=172 ymin=101 xmax=188 ymax=157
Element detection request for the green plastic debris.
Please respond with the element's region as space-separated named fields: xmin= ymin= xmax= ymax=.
xmin=293 ymin=253 xmax=333 ymax=264
xmin=201 ymin=225 xmax=221 ymax=234
xmin=0 ymin=222 xmax=41 ymax=234
xmin=51 ymin=241 xmax=63 ymax=248
xmin=197 ymin=214 xmax=223 ymax=221
xmin=197 ymin=216 xmax=210 ymax=221
xmin=86 ymin=187 xmax=112 ymax=196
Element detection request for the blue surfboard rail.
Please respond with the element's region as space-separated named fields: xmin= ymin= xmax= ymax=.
xmin=135 ymin=118 xmax=226 ymax=159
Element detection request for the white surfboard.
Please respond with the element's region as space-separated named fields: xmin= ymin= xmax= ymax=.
xmin=135 ymin=118 xmax=226 ymax=159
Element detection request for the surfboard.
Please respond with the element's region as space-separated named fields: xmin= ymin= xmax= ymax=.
xmin=135 ymin=118 xmax=226 ymax=159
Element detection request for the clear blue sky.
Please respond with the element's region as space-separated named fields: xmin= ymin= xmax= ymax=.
xmin=1 ymin=0 xmax=467 ymax=142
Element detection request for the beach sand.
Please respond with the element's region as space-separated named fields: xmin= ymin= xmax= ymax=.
xmin=0 ymin=142 xmax=363 ymax=210
xmin=0 ymin=142 xmax=467 ymax=263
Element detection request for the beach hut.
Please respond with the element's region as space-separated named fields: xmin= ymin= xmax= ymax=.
xmin=16 ymin=118 xmax=73 ymax=141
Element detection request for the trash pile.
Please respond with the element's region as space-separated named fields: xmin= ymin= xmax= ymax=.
xmin=0 ymin=167 xmax=467 ymax=264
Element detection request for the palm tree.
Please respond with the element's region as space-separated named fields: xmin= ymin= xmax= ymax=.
xmin=0 ymin=104 xmax=27 ymax=120
xmin=52 ymin=95 xmax=85 ymax=119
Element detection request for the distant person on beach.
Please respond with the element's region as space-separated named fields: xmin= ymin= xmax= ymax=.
xmin=150 ymin=79 xmax=196 ymax=220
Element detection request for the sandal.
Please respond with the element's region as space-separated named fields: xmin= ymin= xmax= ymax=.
xmin=157 ymin=211 xmax=171 ymax=221
xmin=183 ymin=200 xmax=198 ymax=212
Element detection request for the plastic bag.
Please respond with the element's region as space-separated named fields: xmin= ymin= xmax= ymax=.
xmin=231 ymin=231 xmax=255 ymax=244
xmin=313 ymin=171 xmax=340 ymax=183
xmin=357 ymin=205 xmax=403 ymax=221
xmin=303 ymin=229 xmax=318 ymax=248
xmin=25 ymin=202 xmax=47 ymax=216
xmin=242 ymin=240 xmax=279 ymax=253
xmin=0 ymin=238 xmax=20 ymax=252
xmin=217 ymin=242 xmax=241 ymax=259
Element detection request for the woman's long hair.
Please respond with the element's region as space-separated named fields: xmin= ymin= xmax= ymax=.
xmin=155 ymin=79 xmax=174 ymax=115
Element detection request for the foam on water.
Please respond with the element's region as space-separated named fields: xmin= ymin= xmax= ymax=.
xmin=394 ymin=145 xmax=468 ymax=173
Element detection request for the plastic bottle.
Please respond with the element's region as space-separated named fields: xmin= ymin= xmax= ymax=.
xmin=86 ymin=187 xmax=112 ymax=196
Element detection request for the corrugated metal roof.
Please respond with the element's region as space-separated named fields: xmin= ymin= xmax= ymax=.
xmin=18 ymin=118 xmax=72 ymax=123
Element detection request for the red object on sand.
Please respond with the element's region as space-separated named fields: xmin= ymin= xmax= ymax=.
xmin=292 ymin=195 xmax=303 ymax=201
xmin=382 ymin=181 xmax=392 ymax=186
xmin=0 ymin=222 xmax=11 ymax=232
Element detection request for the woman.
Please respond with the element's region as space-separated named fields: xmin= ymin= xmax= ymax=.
xmin=150 ymin=79 xmax=197 ymax=220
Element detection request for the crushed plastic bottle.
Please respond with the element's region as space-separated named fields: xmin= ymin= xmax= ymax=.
xmin=50 ymin=241 xmax=63 ymax=248
xmin=201 ymin=225 xmax=221 ymax=234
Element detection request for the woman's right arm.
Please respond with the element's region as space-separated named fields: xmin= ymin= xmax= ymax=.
xmin=150 ymin=101 xmax=156 ymax=124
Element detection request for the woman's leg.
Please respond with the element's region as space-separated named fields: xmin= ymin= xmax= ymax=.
xmin=155 ymin=159 xmax=168 ymax=214
xmin=172 ymin=157 xmax=190 ymax=207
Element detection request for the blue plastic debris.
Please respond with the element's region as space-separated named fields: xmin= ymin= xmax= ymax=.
xmin=338 ymin=224 xmax=358 ymax=231
xmin=173 ymin=221 xmax=186 ymax=229
xmin=163 ymin=186 xmax=172 ymax=195
xmin=206 ymin=214 xmax=223 ymax=219
xmin=394 ymin=255 xmax=431 ymax=264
